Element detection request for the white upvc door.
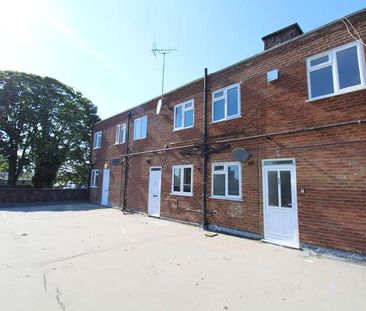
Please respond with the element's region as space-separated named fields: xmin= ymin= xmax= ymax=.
xmin=263 ymin=160 xmax=299 ymax=248
xmin=101 ymin=168 xmax=110 ymax=206
xmin=148 ymin=167 xmax=162 ymax=217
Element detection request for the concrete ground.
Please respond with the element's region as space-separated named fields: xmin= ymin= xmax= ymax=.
xmin=0 ymin=203 xmax=365 ymax=311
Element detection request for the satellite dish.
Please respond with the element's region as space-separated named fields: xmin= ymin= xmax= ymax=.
xmin=231 ymin=148 xmax=250 ymax=162
xmin=156 ymin=99 xmax=162 ymax=115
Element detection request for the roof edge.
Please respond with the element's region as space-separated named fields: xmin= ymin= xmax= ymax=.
xmin=95 ymin=76 xmax=204 ymax=125
xmin=95 ymin=7 xmax=366 ymax=126
xmin=210 ymin=7 xmax=366 ymax=78
xmin=261 ymin=23 xmax=303 ymax=40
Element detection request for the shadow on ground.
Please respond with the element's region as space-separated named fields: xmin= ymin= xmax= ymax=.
xmin=0 ymin=202 xmax=108 ymax=212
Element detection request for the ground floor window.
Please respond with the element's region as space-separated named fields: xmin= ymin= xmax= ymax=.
xmin=171 ymin=165 xmax=193 ymax=196
xmin=212 ymin=162 xmax=241 ymax=200
xmin=90 ymin=169 xmax=99 ymax=188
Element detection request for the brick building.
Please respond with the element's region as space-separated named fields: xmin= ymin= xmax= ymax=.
xmin=90 ymin=9 xmax=366 ymax=255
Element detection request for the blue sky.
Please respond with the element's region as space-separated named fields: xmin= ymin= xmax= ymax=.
xmin=0 ymin=0 xmax=365 ymax=119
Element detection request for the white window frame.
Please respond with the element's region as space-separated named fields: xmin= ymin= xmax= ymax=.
xmin=211 ymin=162 xmax=242 ymax=201
xmin=93 ymin=131 xmax=102 ymax=149
xmin=171 ymin=164 xmax=193 ymax=196
xmin=90 ymin=169 xmax=99 ymax=188
xmin=133 ymin=115 xmax=147 ymax=140
xmin=115 ymin=123 xmax=126 ymax=144
xmin=173 ymin=99 xmax=194 ymax=131
xmin=212 ymin=83 xmax=241 ymax=123
xmin=306 ymin=41 xmax=366 ymax=101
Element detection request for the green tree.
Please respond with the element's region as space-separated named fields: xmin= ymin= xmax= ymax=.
xmin=31 ymin=78 xmax=99 ymax=188
xmin=0 ymin=71 xmax=100 ymax=188
xmin=0 ymin=71 xmax=40 ymax=186
xmin=0 ymin=154 xmax=8 ymax=178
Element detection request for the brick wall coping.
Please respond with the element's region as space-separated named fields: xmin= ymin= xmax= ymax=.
xmin=0 ymin=188 xmax=88 ymax=204
xmin=0 ymin=188 xmax=86 ymax=191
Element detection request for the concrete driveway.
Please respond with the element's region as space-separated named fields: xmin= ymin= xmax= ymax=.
xmin=0 ymin=203 xmax=365 ymax=311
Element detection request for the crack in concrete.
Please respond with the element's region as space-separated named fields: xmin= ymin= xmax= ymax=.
xmin=39 ymin=233 xmax=186 ymax=267
xmin=0 ymin=233 xmax=188 ymax=270
xmin=39 ymin=246 xmax=123 ymax=267
xmin=56 ymin=288 xmax=66 ymax=311
xmin=43 ymin=272 xmax=48 ymax=291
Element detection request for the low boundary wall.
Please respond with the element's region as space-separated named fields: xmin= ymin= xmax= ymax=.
xmin=0 ymin=189 xmax=88 ymax=205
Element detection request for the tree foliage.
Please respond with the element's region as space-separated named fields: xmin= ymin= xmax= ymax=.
xmin=0 ymin=154 xmax=7 ymax=175
xmin=0 ymin=71 xmax=100 ymax=188
xmin=0 ymin=72 xmax=39 ymax=186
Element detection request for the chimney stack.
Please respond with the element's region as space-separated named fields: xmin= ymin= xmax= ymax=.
xmin=262 ymin=23 xmax=303 ymax=50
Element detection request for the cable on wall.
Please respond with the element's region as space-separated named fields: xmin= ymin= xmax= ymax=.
xmin=340 ymin=17 xmax=366 ymax=47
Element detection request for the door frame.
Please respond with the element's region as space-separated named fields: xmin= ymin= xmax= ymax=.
xmin=101 ymin=168 xmax=110 ymax=206
xmin=147 ymin=166 xmax=162 ymax=217
xmin=262 ymin=158 xmax=299 ymax=248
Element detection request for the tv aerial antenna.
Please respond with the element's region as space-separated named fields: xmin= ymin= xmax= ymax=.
xmin=151 ymin=42 xmax=177 ymax=114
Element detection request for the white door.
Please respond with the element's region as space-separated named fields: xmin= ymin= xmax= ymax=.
xmin=263 ymin=159 xmax=299 ymax=248
xmin=148 ymin=167 xmax=162 ymax=217
xmin=101 ymin=168 xmax=110 ymax=206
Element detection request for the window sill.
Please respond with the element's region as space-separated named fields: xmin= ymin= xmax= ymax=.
xmin=93 ymin=147 xmax=101 ymax=150
xmin=114 ymin=142 xmax=125 ymax=145
xmin=209 ymin=196 xmax=243 ymax=202
xmin=133 ymin=137 xmax=147 ymax=141
xmin=89 ymin=186 xmax=98 ymax=189
xmin=211 ymin=115 xmax=241 ymax=124
xmin=170 ymin=192 xmax=193 ymax=197
xmin=306 ymin=85 xmax=366 ymax=103
xmin=173 ymin=126 xmax=194 ymax=132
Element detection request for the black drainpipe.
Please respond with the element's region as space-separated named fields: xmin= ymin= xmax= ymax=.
xmin=87 ymin=128 xmax=94 ymax=203
xmin=122 ymin=111 xmax=132 ymax=211
xmin=202 ymin=68 xmax=209 ymax=229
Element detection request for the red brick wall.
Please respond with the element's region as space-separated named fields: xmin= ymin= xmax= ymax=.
xmin=206 ymin=125 xmax=366 ymax=254
xmin=126 ymin=151 xmax=203 ymax=223
xmin=90 ymin=10 xmax=366 ymax=254
xmin=0 ymin=189 xmax=88 ymax=204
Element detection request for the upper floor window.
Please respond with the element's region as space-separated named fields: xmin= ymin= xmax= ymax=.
xmin=174 ymin=100 xmax=194 ymax=130
xmin=134 ymin=116 xmax=147 ymax=140
xmin=90 ymin=169 xmax=99 ymax=188
xmin=212 ymin=162 xmax=241 ymax=200
xmin=93 ymin=131 xmax=102 ymax=149
xmin=306 ymin=41 xmax=366 ymax=100
xmin=172 ymin=165 xmax=193 ymax=196
xmin=212 ymin=83 xmax=240 ymax=123
xmin=115 ymin=123 xmax=126 ymax=144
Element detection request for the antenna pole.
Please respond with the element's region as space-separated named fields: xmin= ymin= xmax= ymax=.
xmin=161 ymin=52 xmax=166 ymax=102
xmin=151 ymin=45 xmax=177 ymax=104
